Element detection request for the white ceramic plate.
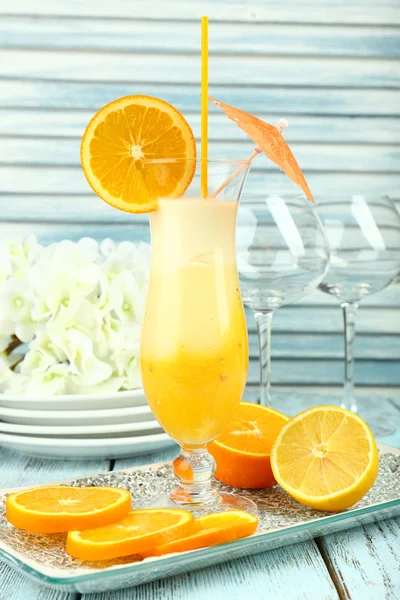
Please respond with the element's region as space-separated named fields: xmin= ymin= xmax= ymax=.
xmin=0 ymin=419 xmax=163 ymax=439
xmin=0 ymin=432 xmax=176 ymax=459
xmin=0 ymin=405 xmax=154 ymax=426
xmin=0 ymin=389 xmax=147 ymax=411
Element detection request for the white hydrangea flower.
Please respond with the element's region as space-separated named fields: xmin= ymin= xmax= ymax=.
xmin=121 ymin=354 xmax=142 ymax=390
xmin=15 ymin=317 xmax=37 ymax=344
xmin=6 ymin=235 xmax=42 ymax=278
xmin=111 ymin=271 xmax=141 ymax=323
xmin=0 ymin=319 xmax=13 ymax=352
xmin=18 ymin=348 xmax=57 ymax=375
xmin=0 ymin=354 xmax=14 ymax=392
xmin=100 ymin=238 xmax=116 ymax=257
xmin=0 ymin=278 xmax=33 ymax=322
xmin=0 ymin=278 xmax=36 ymax=341
xmin=0 ymin=243 xmax=12 ymax=284
xmin=0 ymin=237 xmax=150 ymax=396
xmin=93 ymin=313 xmax=124 ymax=359
xmin=48 ymin=327 xmax=112 ymax=386
xmin=24 ymin=363 xmax=70 ymax=396
xmin=29 ymin=326 xmax=58 ymax=362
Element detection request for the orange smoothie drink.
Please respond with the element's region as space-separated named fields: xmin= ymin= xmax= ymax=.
xmin=141 ymin=198 xmax=248 ymax=447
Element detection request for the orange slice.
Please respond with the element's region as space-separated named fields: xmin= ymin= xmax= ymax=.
xmin=81 ymin=95 xmax=196 ymax=213
xmin=6 ymin=486 xmax=131 ymax=533
xmin=271 ymin=406 xmax=379 ymax=511
xmin=66 ymin=508 xmax=194 ymax=561
xmin=140 ymin=510 xmax=258 ymax=558
xmin=208 ymin=402 xmax=289 ymax=488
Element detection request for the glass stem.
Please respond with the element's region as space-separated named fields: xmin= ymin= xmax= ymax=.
xmin=254 ymin=310 xmax=273 ymax=407
xmin=341 ymin=301 xmax=359 ymax=413
xmin=170 ymin=446 xmax=218 ymax=506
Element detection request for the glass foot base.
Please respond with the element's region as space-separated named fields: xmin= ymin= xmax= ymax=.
xmin=145 ymin=492 xmax=258 ymax=518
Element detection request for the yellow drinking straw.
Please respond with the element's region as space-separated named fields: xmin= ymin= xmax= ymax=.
xmin=200 ymin=16 xmax=209 ymax=198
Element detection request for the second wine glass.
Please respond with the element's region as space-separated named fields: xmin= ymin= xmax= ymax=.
xmin=237 ymin=191 xmax=330 ymax=406
xmin=316 ymin=194 xmax=400 ymax=413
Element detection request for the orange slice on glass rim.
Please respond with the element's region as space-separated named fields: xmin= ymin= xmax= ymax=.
xmin=140 ymin=510 xmax=258 ymax=558
xmin=81 ymin=95 xmax=196 ymax=213
xmin=66 ymin=508 xmax=195 ymax=561
xmin=6 ymin=486 xmax=131 ymax=533
xmin=208 ymin=402 xmax=289 ymax=489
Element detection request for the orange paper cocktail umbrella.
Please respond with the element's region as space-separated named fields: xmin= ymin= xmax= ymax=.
xmin=209 ymin=96 xmax=314 ymax=203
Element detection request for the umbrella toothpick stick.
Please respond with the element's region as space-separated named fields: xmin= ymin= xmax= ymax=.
xmin=210 ymin=119 xmax=288 ymax=198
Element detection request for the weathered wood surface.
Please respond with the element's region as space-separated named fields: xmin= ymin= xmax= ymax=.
xmin=0 ymin=562 xmax=77 ymax=600
xmin=81 ymin=542 xmax=340 ymax=600
xmin=318 ymin=519 xmax=400 ymax=600
xmin=3 ymin=138 xmax=399 ymax=172
xmin=2 ymin=83 xmax=399 ymax=116
xmin=0 ymin=447 xmax=110 ymax=488
xmin=1 ymin=18 xmax=399 ymax=58
xmin=1 ymin=50 xmax=398 ymax=88
xmin=1 ymin=0 xmax=399 ymax=26
xmin=2 ymin=169 xmax=399 ymax=200
xmin=1 ymin=392 xmax=399 ymax=600
xmin=1 ymin=111 xmax=400 ymax=144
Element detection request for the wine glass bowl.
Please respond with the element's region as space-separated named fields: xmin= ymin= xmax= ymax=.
xmin=238 ymin=195 xmax=329 ymax=311
xmin=316 ymin=194 xmax=400 ymax=413
xmin=236 ymin=192 xmax=330 ymax=406
xmin=317 ymin=195 xmax=400 ymax=304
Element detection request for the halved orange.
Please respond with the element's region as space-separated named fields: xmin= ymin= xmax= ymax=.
xmin=271 ymin=406 xmax=379 ymax=511
xmin=208 ymin=402 xmax=289 ymax=488
xmin=140 ymin=510 xmax=258 ymax=558
xmin=81 ymin=95 xmax=196 ymax=213
xmin=66 ymin=508 xmax=194 ymax=561
xmin=6 ymin=486 xmax=131 ymax=533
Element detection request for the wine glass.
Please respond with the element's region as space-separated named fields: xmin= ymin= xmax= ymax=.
xmin=237 ymin=191 xmax=330 ymax=406
xmin=316 ymin=194 xmax=400 ymax=413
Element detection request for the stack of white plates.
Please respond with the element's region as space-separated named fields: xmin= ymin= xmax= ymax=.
xmin=0 ymin=390 xmax=176 ymax=459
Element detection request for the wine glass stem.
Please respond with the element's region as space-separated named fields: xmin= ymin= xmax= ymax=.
xmin=254 ymin=310 xmax=273 ymax=407
xmin=341 ymin=301 xmax=359 ymax=413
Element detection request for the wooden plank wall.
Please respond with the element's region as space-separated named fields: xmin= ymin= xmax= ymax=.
xmin=0 ymin=0 xmax=399 ymax=392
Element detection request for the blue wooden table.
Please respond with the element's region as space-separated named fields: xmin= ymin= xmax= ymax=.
xmin=1 ymin=393 xmax=399 ymax=600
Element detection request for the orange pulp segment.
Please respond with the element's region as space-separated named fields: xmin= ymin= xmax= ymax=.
xmin=6 ymin=486 xmax=131 ymax=533
xmin=271 ymin=406 xmax=379 ymax=511
xmin=66 ymin=508 xmax=194 ymax=561
xmin=81 ymin=95 xmax=196 ymax=213
xmin=140 ymin=510 xmax=258 ymax=558
xmin=208 ymin=402 xmax=289 ymax=488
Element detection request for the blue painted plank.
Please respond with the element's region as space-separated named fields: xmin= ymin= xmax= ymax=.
xmin=0 ymin=448 xmax=110 ymax=488
xmin=1 ymin=17 xmax=399 ymax=58
xmin=2 ymin=138 xmax=399 ymax=173
xmin=0 ymin=562 xmax=77 ymax=600
xmin=80 ymin=542 xmax=339 ymax=600
xmin=1 ymin=167 xmax=400 ymax=200
xmin=1 ymin=110 xmax=400 ymax=144
xmin=318 ymin=519 xmax=400 ymax=600
xmin=242 ymin=392 xmax=400 ymax=447
xmin=1 ymin=81 xmax=399 ymax=116
xmin=1 ymin=50 xmax=398 ymax=88
xmin=1 ymin=0 xmax=398 ymax=26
